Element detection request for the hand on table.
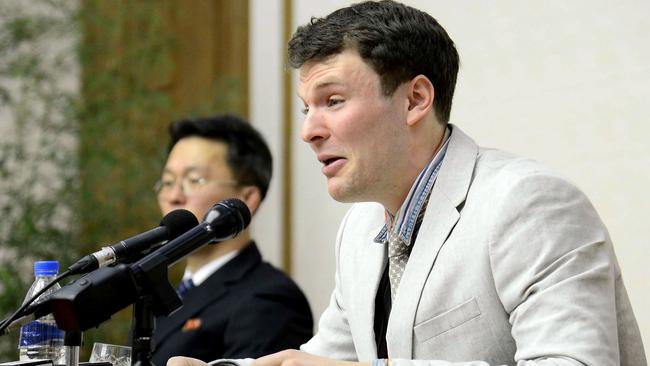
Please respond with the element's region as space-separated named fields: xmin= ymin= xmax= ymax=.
xmin=166 ymin=350 xmax=372 ymax=366
xmin=254 ymin=349 xmax=370 ymax=366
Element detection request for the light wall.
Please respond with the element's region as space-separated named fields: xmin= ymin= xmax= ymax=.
xmin=250 ymin=0 xmax=650 ymax=353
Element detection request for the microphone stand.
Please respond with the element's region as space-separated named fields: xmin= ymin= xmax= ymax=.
xmin=64 ymin=331 xmax=82 ymax=366
xmin=131 ymin=296 xmax=155 ymax=366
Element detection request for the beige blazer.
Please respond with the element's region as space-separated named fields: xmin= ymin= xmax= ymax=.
xmin=301 ymin=125 xmax=646 ymax=365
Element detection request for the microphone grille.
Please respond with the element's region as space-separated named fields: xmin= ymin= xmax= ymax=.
xmin=160 ymin=209 xmax=200 ymax=239
xmin=220 ymin=198 xmax=252 ymax=229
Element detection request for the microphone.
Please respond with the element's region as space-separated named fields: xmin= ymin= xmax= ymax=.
xmin=137 ymin=198 xmax=251 ymax=267
xmin=68 ymin=209 xmax=198 ymax=275
xmin=45 ymin=199 xmax=251 ymax=331
xmin=204 ymin=197 xmax=251 ymax=241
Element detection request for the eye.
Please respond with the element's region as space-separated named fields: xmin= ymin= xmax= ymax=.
xmin=327 ymin=97 xmax=344 ymax=108
xmin=160 ymin=179 xmax=175 ymax=188
xmin=186 ymin=176 xmax=206 ymax=186
xmin=155 ymin=178 xmax=175 ymax=193
xmin=301 ymin=105 xmax=310 ymax=115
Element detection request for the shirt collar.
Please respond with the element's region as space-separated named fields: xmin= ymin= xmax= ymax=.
xmin=374 ymin=127 xmax=450 ymax=245
xmin=182 ymin=249 xmax=241 ymax=286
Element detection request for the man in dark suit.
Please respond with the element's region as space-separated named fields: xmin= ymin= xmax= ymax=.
xmin=151 ymin=115 xmax=313 ymax=365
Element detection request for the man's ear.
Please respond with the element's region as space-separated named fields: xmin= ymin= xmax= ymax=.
xmin=237 ymin=185 xmax=262 ymax=216
xmin=406 ymin=75 xmax=435 ymax=127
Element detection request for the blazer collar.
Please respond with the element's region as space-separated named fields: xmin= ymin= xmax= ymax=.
xmin=429 ymin=124 xmax=478 ymax=208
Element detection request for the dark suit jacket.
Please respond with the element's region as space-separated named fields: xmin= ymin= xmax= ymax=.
xmin=151 ymin=242 xmax=313 ymax=365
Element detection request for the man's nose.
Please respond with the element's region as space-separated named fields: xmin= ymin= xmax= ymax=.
xmin=300 ymin=109 xmax=329 ymax=144
xmin=165 ymin=181 xmax=187 ymax=205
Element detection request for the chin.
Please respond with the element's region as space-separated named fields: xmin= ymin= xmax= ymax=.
xmin=327 ymin=185 xmax=345 ymax=202
xmin=327 ymin=184 xmax=359 ymax=203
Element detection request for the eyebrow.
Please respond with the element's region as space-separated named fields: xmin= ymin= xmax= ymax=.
xmin=161 ymin=166 xmax=205 ymax=175
xmin=297 ymin=80 xmax=346 ymax=100
xmin=315 ymin=80 xmax=345 ymax=89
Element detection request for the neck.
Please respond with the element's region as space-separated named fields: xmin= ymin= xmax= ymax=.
xmin=185 ymin=229 xmax=251 ymax=273
xmin=384 ymin=123 xmax=447 ymax=215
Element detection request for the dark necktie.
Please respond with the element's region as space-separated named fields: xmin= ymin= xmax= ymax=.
xmin=177 ymin=278 xmax=195 ymax=299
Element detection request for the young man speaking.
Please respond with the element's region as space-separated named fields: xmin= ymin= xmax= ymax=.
xmin=170 ymin=1 xmax=645 ymax=365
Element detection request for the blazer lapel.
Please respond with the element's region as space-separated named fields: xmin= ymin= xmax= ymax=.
xmin=386 ymin=125 xmax=478 ymax=358
xmin=155 ymin=277 xmax=228 ymax=342
xmin=154 ymin=242 xmax=262 ymax=344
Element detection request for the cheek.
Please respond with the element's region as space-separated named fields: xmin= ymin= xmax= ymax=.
xmin=187 ymin=200 xmax=217 ymax=220
xmin=335 ymin=116 xmax=371 ymax=149
xmin=158 ymin=198 xmax=173 ymax=215
xmin=192 ymin=191 xmax=237 ymax=216
xmin=331 ymin=103 xmax=400 ymax=160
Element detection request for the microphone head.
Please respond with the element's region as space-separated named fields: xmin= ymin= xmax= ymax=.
xmin=220 ymin=198 xmax=252 ymax=228
xmin=160 ymin=209 xmax=200 ymax=239
xmin=203 ymin=198 xmax=252 ymax=240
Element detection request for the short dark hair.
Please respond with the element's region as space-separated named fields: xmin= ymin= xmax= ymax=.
xmin=288 ymin=0 xmax=459 ymax=124
xmin=167 ymin=114 xmax=273 ymax=200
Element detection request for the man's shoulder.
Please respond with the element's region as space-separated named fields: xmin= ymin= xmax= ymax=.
xmin=444 ymin=131 xmax=590 ymax=216
xmin=474 ymin=146 xmax=574 ymax=190
xmin=449 ymin=125 xmax=568 ymax=185
xmin=467 ymin=146 xmax=597 ymax=229
xmin=235 ymin=257 xmax=307 ymax=297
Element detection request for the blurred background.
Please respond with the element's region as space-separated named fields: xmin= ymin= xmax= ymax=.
xmin=1 ymin=0 xmax=648 ymax=361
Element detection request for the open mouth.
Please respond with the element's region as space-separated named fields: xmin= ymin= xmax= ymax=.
xmin=323 ymin=157 xmax=341 ymax=166
xmin=318 ymin=155 xmax=346 ymax=176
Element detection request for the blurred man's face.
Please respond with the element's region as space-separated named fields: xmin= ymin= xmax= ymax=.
xmin=157 ymin=137 xmax=240 ymax=221
xmin=298 ymin=49 xmax=411 ymax=206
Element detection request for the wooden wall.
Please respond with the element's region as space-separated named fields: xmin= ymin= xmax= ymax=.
xmin=78 ymin=0 xmax=249 ymax=352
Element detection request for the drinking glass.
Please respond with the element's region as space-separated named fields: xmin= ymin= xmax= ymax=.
xmin=89 ymin=342 xmax=131 ymax=366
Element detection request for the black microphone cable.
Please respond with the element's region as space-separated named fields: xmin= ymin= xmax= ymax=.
xmin=0 ymin=269 xmax=70 ymax=335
